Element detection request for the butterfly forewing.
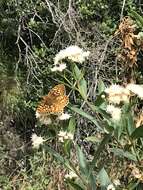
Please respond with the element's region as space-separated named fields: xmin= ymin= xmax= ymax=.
xmin=36 ymin=84 xmax=68 ymax=114
xmin=48 ymin=84 xmax=66 ymax=97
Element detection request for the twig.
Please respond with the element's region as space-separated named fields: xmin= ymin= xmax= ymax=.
xmin=120 ymin=0 xmax=126 ymax=21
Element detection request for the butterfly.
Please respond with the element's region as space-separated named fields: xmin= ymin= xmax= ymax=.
xmin=36 ymin=84 xmax=69 ymax=115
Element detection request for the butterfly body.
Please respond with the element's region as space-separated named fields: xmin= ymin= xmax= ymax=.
xmin=36 ymin=84 xmax=69 ymax=115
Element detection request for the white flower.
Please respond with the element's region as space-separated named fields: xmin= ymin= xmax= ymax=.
xmin=65 ymin=170 xmax=78 ymax=179
xmin=39 ymin=116 xmax=52 ymax=125
xmin=105 ymin=84 xmax=126 ymax=94
xmin=107 ymin=184 xmax=115 ymax=190
xmin=58 ymin=137 xmax=64 ymax=142
xmin=35 ymin=111 xmax=40 ymax=118
xmin=31 ymin=133 xmax=46 ymax=148
xmin=37 ymin=114 xmax=52 ymax=125
xmin=36 ymin=112 xmax=52 ymax=125
xmin=106 ymin=105 xmax=121 ymax=121
xmin=113 ymin=179 xmax=121 ymax=186
xmin=126 ymin=83 xmax=143 ymax=99
xmin=105 ymin=84 xmax=130 ymax=104
xmin=67 ymin=133 xmax=74 ymax=140
xmin=54 ymin=45 xmax=90 ymax=65
xmin=131 ymin=167 xmax=142 ymax=179
xmin=58 ymin=131 xmax=74 ymax=142
xmin=65 ymin=132 xmax=74 ymax=140
xmin=58 ymin=112 xmax=71 ymax=120
xmin=51 ymin=63 xmax=67 ymax=72
xmin=58 ymin=131 xmax=67 ymax=137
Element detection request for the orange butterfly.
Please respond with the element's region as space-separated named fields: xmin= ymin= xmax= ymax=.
xmin=36 ymin=84 xmax=69 ymax=115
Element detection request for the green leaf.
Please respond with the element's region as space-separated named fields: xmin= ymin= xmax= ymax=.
xmin=98 ymin=79 xmax=105 ymax=94
xmin=44 ymin=146 xmax=72 ymax=170
xmin=129 ymin=10 xmax=143 ymax=28
xmin=64 ymin=140 xmax=72 ymax=157
xmin=73 ymin=64 xmax=82 ymax=81
xmin=126 ymin=112 xmax=135 ymax=136
xmin=131 ymin=126 xmax=143 ymax=139
xmin=93 ymin=95 xmax=106 ymax=108
xmin=78 ymin=78 xmax=87 ymax=100
xmin=127 ymin=180 xmax=140 ymax=189
xmin=91 ymin=134 xmax=111 ymax=168
xmin=77 ymin=146 xmax=89 ymax=177
xmin=88 ymin=173 xmax=96 ymax=190
xmin=73 ymin=64 xmax=87 ymax=99
xmin=63 ymin=118 xmax=76 ymax=156
xmin=70 ymin=106 xmax=102 ymax=131
xmin=110 ymin=148 xmax=137 ymax=161
xmin=68 ymin=117 xmax=76 ymax=133
xmin=67 ymin=180 xmax=85 ymax=190
xmin=85 ymin=136 xmax=101 ymax=143
xmin=76 ymin=145 xmax=97 ymax=189
xmin=97 ymin=168 xmax=111 ymax=187
xmin=88 ymin=103 xmax=110 ymax=120
xmin=114 ymin=117 xmax=124 ymax=140
xmin=121 ymin=104 xmax=135 ymax=136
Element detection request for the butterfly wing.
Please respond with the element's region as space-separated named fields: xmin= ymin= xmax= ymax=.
xmin=51 ymin=95 xmax=69 ymax=113
xmin=48 ymin=84 xmax=66 ymax=97
xmin=36 ymin=84 xmax=68 ymax=114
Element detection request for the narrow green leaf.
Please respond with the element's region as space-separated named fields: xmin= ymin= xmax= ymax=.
xmin=76 ymin=145 xmax=97 ymax=189
xmin=85 ymin=136 xmax=101 ymax=143
xmin=88 ymin=103 xmax=110 ymax=120
xmin=131 ymin=126 xmax=143 ymax=139
xmin=110 ymin=148 xmax=137 ymax=161
xmin=45 ymin=146 xmax=72 ymax=170
xmin=89 ymin=173 xmax=96 ymax=190
xmin=70 ymin=106 xmax=102 ymax=131
xmin=126 ymin=113 xmax=135 ymax=136
xmin=94 ymin=95 xmax=106 ymax=108
xmin=68 ymin=117 xmax=76 ymax=133
xmin=129 ymin=10 xmax=143 ymax=28
xmin=114 ymin=117 xmax=124 ymax=140
xmin=73 ymin=64 xmax=82 ymax=80
xmin=67 ymin=180 xmax=85 ymax=190
xmin=91 ymin=134 xmax=111 ymax=168
xmin=127 ymin=181 xmax=140 ymax=190
xmin=64 ymin=140 xmax=72 ymax=157
xmin=73 ymin=64 xmax=87 ymax=99
xmin=77 ymin=146 xmax=89 ymax=177
xmin=78 ymin=78 xmax=87 ymax=100
xmin=98 ymin=79 xmax=105 ymax=94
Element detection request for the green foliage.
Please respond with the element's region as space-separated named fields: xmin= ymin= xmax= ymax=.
xmin=1 ymin=0 xmax=143 ymax=189
xmin=76 ymin=0 xmax=136 ymax=34
xmin=97 ymin=167 xmax=111 ymax=188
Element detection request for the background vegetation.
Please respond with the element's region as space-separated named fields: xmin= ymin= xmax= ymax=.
xmin=0 ymin=0 xmax=143 ymax=189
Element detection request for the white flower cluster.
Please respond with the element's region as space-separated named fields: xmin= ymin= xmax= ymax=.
xmin=106 ymin=105 xmax=121 ymax=121
xmin=51 ymin=45 xmax=90 ymax=72
xmin=51 ymin=63 xmax=67 ymax=72
xmin=130 ymin=164 xmax=143 ymax=181
xmin=58 ymin=131 xmax=74 ymax=142
xmin=105 ymin=84 xmax=130 ymax=104
xmin=36 ymin=111 xmax=52 ymax=125
xmin=107 ymin=184 xmax=115 ymax=190
xmin=36 ymin=112 xmax=71 ymax=125
xmin=105 ymin=83 xmax=143 ymax=122
xmin=105 ymin=83 xmax=143 ymax=104
xmin=126 ymin=83 xmax=143 ymax=99
xmin=65 ymin=170 xmax=78 ymax=179
xmin=107 ymin=179 xmax=120 ymax=190
xmin=57 ymin=112 xmax=71 ymax=120
xmin=31 ymin=133 xmax=46 ymax=149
